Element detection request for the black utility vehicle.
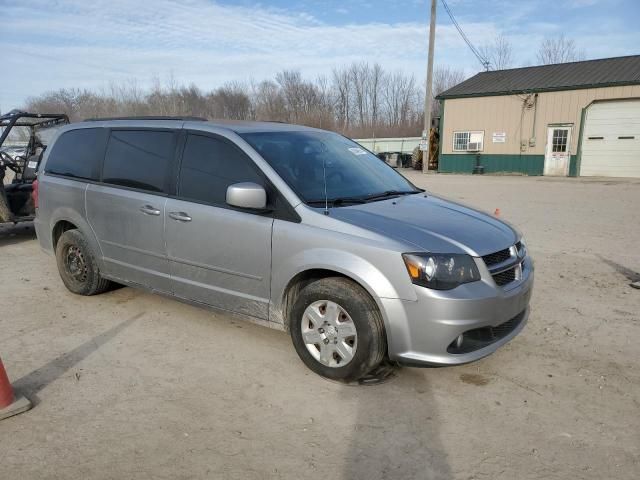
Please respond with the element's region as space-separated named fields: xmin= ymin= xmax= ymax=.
xmin=0 ymin=110 xmax=69 ymax=223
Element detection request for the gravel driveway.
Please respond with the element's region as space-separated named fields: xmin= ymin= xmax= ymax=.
xmin=1 ymin=172 xmax=638 ymax=479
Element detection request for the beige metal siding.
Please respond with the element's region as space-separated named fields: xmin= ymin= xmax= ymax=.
xmin=442 ymin=85 xmax=640 ymax=156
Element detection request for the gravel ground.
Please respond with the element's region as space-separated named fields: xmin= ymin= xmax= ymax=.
xmin=1 ymin=172 xmax=638 ymax=479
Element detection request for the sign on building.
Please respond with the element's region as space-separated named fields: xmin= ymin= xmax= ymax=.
xmin=492 ymin=132 xmax=506 ymax=143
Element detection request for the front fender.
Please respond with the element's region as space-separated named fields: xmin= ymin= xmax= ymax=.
xmin=270 ymin=247 xmax=418 ymax=356
xmin=271 ymin=246 xmax=417 ymax=318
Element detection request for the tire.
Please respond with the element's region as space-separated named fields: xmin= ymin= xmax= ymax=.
xmin=0 ymin=185 xmax=13 ymax=223
xmin=55 ymin=229 xmax=112 ymax=296
xmin=289 ymin=277 xmax=386 ymax=382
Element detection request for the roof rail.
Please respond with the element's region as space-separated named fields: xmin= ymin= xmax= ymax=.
xmin=82 ymin=116 xmax=207 ymax=122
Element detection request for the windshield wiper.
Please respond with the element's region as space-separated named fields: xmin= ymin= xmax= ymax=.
xmin=306 ymin=197 xmax=367 ymax=207
xmin=363 ymin=190 xmax=421 ymax=202
xmin=307 ymin=190 xmax=421 ymax=207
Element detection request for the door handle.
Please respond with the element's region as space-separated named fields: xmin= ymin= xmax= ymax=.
xmin=169 ymin=211 xmax=192 ymax=222
xmin=139 ymin=205 xmax=161 ymax=216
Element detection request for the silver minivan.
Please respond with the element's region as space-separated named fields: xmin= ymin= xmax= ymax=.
xmin=35 ymin=118 xmax=534 ymax=381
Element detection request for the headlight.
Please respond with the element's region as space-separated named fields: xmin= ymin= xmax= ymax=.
xmin=402 ymin=253 xmax=481 ymax=290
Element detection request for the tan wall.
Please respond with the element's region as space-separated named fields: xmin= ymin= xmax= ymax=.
xmin=441 ymin=85 xmax=640 ymax=155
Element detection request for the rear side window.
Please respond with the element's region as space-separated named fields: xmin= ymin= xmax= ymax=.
xmin=103 ymin=130 xmax=175 ymax=193
xmin=45 ymin=128 xmax=106 ymax=180
xmin=178 ymin=134 xmax=263 ymax=205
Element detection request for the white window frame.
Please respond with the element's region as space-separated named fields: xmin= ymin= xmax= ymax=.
xmin=452 ymin=130 xmax=484 ymax=152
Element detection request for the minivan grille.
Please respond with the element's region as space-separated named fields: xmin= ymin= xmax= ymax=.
xmin=482 ymin=248 xmax=511 ymax=267
xmin=482 ymin=242 xmax=526 ymax=288
xmin=493 ymin=267 xmax=517 ymax=286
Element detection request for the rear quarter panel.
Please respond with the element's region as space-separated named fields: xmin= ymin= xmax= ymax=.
xmin=35 ymin=175 xmax=103 ymax=269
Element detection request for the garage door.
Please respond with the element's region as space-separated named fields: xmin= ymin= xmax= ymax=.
xmin=580 ymin=99 xmax=640 ymax=177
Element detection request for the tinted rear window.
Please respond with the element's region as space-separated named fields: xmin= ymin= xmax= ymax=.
xmin=45 ymin=128 xmax=105 ymax=180
xmin=102 ymin=130 xmax=175 ymax=193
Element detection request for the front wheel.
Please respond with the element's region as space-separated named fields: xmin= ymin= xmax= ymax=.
xmin=289 ymin=277 xmax=386 ymax=382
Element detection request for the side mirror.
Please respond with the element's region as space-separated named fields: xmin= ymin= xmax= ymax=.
xmin=226 ymin=182 xmax=267 ymax=210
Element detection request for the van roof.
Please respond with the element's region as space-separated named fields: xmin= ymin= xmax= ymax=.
xmin=83 ymin=116 xmax=207 ymax=122
xmin=80 ymin=117 xmax=321 ymax=134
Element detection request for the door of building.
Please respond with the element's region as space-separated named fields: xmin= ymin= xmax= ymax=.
xmin=580 ymin=99 xmax=640 ymax=177
xmin=544 ymin=126 xmax=572 ymax=176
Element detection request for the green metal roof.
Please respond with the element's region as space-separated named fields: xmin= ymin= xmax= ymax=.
xmin=437 ymin=55 xmax=640 ymax=99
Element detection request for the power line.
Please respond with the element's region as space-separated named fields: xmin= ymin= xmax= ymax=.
xmin=440 ymin=0 xmax=490 ymax=70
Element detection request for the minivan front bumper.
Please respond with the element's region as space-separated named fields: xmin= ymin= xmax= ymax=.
xmin=381 ymin=257 xmax=534 ymax=366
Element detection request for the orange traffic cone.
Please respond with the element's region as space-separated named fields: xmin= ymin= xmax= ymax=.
xmin=0 ymin=358 xmax=32 ymax=421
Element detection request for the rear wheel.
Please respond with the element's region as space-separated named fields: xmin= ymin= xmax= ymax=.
xmin=289 ymin=277 xmax=386 ymax=382
xmin=55 ymin=229 xmax=111 ymax=295
xmin=0 ymin=185 xmax=13 ymax=223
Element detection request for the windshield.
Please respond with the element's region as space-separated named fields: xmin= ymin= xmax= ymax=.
xmin=241 ymin=131 xmax=419 ymax=204
xmin=0 ymin=126 xmax=30 ymax=161
xmin=0 ymin=125 xmax=30 ymax=146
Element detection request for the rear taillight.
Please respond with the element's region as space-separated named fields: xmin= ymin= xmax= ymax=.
xmin=32 ymin=179 xmax=39 ymax=209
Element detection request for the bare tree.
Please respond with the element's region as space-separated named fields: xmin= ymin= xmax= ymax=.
xmin=174 ymin=84 xmax=208 ymax=118
xmin=252 ymin=80 xmax=287 ymax=122
xmin=431 ymin=66 xmax=466 ymax=116
xmin=537 ymin=34 xmax=585 ymax=65
xmin=480 ymin=35 xmax=514 ymax=70
xmin=309 ymin=75 xmax=335 ymax=129
xmin=368 ymin=63 xmax=385 ymax=128
xmin=433 ymin=66 xmax=466 ymax=98
xmin=147 ymin=77 xmax=177 ymax=116
xmin=332 ymin=67 xmax=352 ymax=131
xmin=339 ymin=62 xmax=390 ymax=132
xmin=350 ymin=63 xmax=370 ymax=128
xmin=25 ymin=88 xmax=109 ymax=121
xmin=105 ymin=80 xmax=146 ymax=116
xmin=275 ymin=70 xmax=322 ymax=123
xmin=384 ymin=73 xmax=416 ymax=127
xmin=208 ymin=82 xmax=251 ymax=119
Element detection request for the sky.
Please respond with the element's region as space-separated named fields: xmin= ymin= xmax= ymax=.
xmin=1 ymin=0 xmax=639 ymax=110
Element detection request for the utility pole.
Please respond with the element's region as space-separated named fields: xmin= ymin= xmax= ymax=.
xmin=422 ymin=0 xmax=437 ymax=174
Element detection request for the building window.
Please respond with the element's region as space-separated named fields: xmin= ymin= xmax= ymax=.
xmin=551 ymin=129 xmax=568 ymax=152
xmin=453 ymin=131 xmax=484 ymax=152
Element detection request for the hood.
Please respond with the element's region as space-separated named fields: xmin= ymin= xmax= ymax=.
xmin=329 ymin=193 xmax=518 ymax=256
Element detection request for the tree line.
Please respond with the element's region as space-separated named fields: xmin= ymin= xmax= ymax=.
xmin=25 ymin=63 xmax=451 ymax=138
xmin=23 ymin=35 xmax=585 ymax=138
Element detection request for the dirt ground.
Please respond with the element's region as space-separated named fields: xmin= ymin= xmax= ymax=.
xmin=1 ymin=172 xmax=639 ymax=480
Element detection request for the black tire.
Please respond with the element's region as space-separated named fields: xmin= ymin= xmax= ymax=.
xmin=55 ymin=229 xmax=112 ymax=295
xmin=0 ymin=185 xmax=13 ymax=223
xmin=289 ymin=277 xmax=386 ymax=382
